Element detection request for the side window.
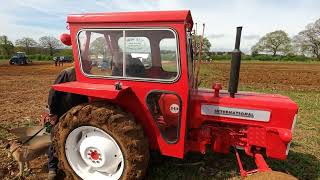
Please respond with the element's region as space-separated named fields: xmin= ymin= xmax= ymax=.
xmin=78 ymin=30 xmax=123 ymax=76
xmin=78 ymin=29 xmax=179 ymax=81
xmin=146 ymin=92 xmax=181 ymax=143
xmin=160 ymin=38 xmax=178 ymax=73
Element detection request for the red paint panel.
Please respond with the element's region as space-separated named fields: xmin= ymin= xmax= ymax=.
xmin=52 ymin=81 xmax=130 ymax=100
xmin=67 ymin=10 xmax=193 ymax=25
xmin=189 ymin=89 xmax=298 ymax=129
xmin=247 ymin=127 xmax=267 ymax=147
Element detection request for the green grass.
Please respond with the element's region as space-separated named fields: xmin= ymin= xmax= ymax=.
xmin=162 ymin=61 xmax=178 ymax=72
xmin=239 ymin=88 xmax=319 ymax=180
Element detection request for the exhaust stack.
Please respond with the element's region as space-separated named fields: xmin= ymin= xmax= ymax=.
xmin=228 ymin=26 xmax=243 ymax=98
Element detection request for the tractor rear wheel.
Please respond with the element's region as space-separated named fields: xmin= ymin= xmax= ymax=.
xmin=53 ymin=102 xmax=149 ymax=180
xmin=245 ymin=171 xmax=297 ymax=180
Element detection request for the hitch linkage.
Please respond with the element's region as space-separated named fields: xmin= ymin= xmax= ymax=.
xmin=234 ymin=146 xmax=272 ymax=177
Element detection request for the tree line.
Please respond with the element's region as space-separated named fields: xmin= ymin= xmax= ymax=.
xmin=198 ymin=18 xmax=320 ymax=61
xmin=251 ymin=18 xmax=319 ymax=60
xmin=1 ymin=17 xmax=319 ymax=61
xmin=0 ymin=35 xmax=66 ymax=58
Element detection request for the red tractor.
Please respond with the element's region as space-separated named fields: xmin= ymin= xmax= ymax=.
xmin=53 ymin=10 xmax=298 ymax=179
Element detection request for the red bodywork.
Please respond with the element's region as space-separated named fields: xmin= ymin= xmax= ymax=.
xmin=53 ymin=10 xmax=298 ymax=175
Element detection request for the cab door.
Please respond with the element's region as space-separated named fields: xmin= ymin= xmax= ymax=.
xmin=139 ymin=27 xmax=190 ymax=158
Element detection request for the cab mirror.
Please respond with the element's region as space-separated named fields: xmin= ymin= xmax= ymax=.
xmin=60 ymin=33 xmax=72 ymax=46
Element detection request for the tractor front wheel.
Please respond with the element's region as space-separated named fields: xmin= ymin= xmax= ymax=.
xmin=53 ymin=102 xmax=149 ymax=180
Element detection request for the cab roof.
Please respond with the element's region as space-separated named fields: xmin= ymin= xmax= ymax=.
xmin=67 ymin=10 xmax=193 ymax=26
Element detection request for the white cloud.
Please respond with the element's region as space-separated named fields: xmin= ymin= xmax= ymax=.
xmin=207 ymin=34 xmax=225 ymax=39
xmin=243 ymin=35 xmax=260 ymax=40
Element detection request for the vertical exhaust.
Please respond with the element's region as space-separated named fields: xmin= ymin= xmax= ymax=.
xmin=228 ymin=26 xmax=242 ymax=98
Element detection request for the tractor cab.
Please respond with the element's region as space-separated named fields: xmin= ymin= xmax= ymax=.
xmin=56 ymin=10 xmax=194 ymax=158
xmin=16 ymin=52 xmax=27 ymax=58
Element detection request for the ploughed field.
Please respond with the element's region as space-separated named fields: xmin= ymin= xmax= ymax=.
xmin=0 ymin=61 xmax=319 ymax=179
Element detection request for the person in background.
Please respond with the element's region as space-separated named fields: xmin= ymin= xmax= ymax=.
xmin=54 ymin=57 xmax=58 ymax=67
xmin=58 ymin=57 xmax=64 ymax=67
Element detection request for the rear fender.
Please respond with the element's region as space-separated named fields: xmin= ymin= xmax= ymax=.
xmin=52 ymin=81 xmax=160 ymax=152
xmin=52 ymin=81 xmax=130 ymax=100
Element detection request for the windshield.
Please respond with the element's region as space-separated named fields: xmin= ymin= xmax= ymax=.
xmin=77 ymin=29 xmax=180 ymax=81
xmin=16 ymin=52 xmax=26 ymax=57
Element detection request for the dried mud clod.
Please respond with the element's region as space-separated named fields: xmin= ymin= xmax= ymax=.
xmin=245 ymin=171 xmax=297 ymax=180
xmin=0 ymin=167 xmax=9 ymax=177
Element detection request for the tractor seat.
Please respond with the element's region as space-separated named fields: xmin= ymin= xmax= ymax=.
xmin=112 ymin=56 xmax=146 ymax=78
xmin=126 ymin=57 xmax=146 ymax=78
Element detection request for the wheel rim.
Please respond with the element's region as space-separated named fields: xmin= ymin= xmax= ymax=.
xmin=65 ymin=126 xmax=124 ymax=180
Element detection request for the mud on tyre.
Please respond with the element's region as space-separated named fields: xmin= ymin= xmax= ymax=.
xmin=53 ymin=102 xmax=149 ymax=180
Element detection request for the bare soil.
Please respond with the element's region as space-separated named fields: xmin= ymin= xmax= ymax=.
xmin=200 ymin=61 xmax=320 ymax=92
xmin=245 ymin=171 xmax=297 ymax=180
xmin=0 ymin=61 xmax=72 ymax=179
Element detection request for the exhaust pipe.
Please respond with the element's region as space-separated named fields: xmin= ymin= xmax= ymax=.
xmin=228 ymin=26 xmax=242 ymax=98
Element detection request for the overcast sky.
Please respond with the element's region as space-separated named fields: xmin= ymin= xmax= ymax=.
xmin=0 ymin=0 xmax=319 ymax=53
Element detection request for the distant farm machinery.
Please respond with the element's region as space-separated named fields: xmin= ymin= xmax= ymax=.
xmin=9 ymin=52 xmax=32 ymax=65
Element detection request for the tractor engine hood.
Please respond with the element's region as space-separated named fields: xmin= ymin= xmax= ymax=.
xmin=189 ymin=88 xmax=298 ymax=130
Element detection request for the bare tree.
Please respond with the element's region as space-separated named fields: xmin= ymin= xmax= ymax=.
xmin=293 ymin=18 xmax=320 ymax=60
xmin=15 ymin=37 xmax=37 ymax=54
xmin=90 ymin=37 xmax=107 ymax=56
xmin=252 ymin=30 xmax=291 ymax=56
xmin=39 ymin=36 xmax=62 ymax=56
xmin=192 ymin=35 xmax=212 ymax=60
xmin=0 ymin=35 xmax=14 ymax=56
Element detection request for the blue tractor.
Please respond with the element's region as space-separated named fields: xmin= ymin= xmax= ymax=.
xmin=9 ymin=52 xmax=32 ymax=65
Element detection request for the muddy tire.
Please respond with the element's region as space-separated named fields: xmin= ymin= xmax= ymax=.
xmin=245 ymin=171 xmax=297 ymax=180
xmin=53 ymin=102 xmax=149 ymax=180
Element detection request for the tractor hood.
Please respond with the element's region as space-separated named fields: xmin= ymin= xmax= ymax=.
xmin=189 ymin=88 xmax=298 ymax=130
